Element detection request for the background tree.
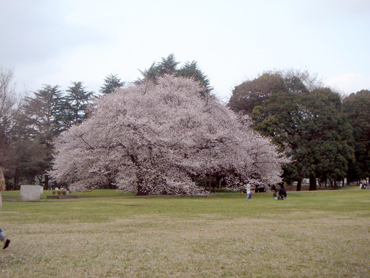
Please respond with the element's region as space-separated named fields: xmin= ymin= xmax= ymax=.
xmin=252 ymin=77 xmax=354 ymax=190
xmin=62 ymin=81 xmax=94 ymax=128
xmin=176 ymin=61 xmax=212 ymax=97
xmin=228 ymin=69 xmax=323 ymax=115
xmin=24 ymin=85 xmax=64 ymax=141
xmin=343 ymin=90 xmax=370 ymax=182
xmin=156 ymin=54 xmax=179 ymax=76
xmin=138 ymin=54 xmax=213 ymax=97
xmin=22 ymin=85 xmax=65 ymax=188
xmin=138 ymin=54 xmax=179 ymax=83
xmin=229 ymin=73 xmax=283 ymax=115
xmin=298 ymin=88 xmax=354 ymax=189
xmin=0 ymin=67 xmax=17 ymax=171
xmin=100 ymin=74 xmax=124 ymax=94
xmin=0 ymin=66 xmax=27 ymax=187
xmin=0 ymin=67 xmax=51 ymax=188
xmin=51 ymin=75 xmax=287 ymax=195
xmin=138 ymin=62 xmax=158 ymax=83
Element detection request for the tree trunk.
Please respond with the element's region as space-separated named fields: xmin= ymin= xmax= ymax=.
xmin=296 ymin=179 xmax=302 ymax=191
xmin=13 ymin=167 xmax=19 ymax=190
xmin=136 ymin=171 xmax=148 ymax=196
xmin=287 ymin=180 xmax=292 ymax=190
xmin=136 ymin=183 xmax=149 ymax=196
xmin=44 ymin=174 xmax=49 ymax=190
xmin=309 ymin=176 xmax=316 ymax=191
xmin=208 ymin=174 xmax=212 ymax=193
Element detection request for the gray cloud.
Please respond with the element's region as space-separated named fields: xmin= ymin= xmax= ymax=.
xmin=1 ymin=0 xmax=369 ymax=98
xmin=0 ymin=0 xmax=111 ymax=66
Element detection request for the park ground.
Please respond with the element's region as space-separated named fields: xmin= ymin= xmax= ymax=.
xmin=0 ymin=187 xmax=369 ymax=277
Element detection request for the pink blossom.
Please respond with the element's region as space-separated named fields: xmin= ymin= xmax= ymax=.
xmin=50 ymin=75 xmax=288 ymax=195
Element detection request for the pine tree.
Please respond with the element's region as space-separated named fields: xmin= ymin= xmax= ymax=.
xmin=100 ymin=74 xmax=124 ymax=94
xmin=64 ymin=81 xmax=94 ymax=127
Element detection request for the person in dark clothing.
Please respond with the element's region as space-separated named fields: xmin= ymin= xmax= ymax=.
xmin=278 ymin=184 xmax=287 ymax=200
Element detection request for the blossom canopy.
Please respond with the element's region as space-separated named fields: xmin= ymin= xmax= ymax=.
xmin=50 ymin=75 xmax=287 ymax=195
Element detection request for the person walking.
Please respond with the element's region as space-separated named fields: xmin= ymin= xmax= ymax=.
xmin=246 ymin=182 xmax=251 ymax=201
xmin=0 ymin=168 xmax=11 ymax=249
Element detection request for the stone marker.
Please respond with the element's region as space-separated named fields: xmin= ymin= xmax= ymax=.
xmin=20 ymin=185 xmax=42 ymax=201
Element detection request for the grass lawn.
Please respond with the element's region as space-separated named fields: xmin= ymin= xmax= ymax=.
xmin=2 ymin=189 xmax=136 ymax=199
xmin=0 ymin=188 xmax=369 ymax=277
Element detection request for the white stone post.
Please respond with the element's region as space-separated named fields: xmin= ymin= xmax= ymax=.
xmin=20 ymin=185 xmax=42 ymax=201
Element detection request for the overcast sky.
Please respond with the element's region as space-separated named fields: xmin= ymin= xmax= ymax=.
xmin=1 ymin=0 xmax=370 ymax=101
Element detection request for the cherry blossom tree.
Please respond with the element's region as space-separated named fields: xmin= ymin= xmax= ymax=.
xmin=50 ymin=75 xmax=287 ymax=195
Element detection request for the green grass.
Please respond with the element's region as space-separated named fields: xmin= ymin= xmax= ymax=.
xmin=1 ymin=189 xmax=369 ymax=277
xmin=2 ymin=189 xmax=135 ymax=199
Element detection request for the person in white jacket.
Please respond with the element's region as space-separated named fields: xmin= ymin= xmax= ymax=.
xmin=246 ymin=182 xmax=251 ymax=201
xmin=0 ymin=168 xmax=10 ymax=249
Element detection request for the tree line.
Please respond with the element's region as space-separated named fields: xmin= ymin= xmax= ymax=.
xmin=228 ymin=70 xmax=370 ymax=190
xmin=1 ymin=55 xmax=369 ymax=192
xmin=0 ymin=70 xmax=94 ymax=189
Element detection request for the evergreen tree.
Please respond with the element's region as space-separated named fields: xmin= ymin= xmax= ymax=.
xmin=138 ymin=62 xmax=158 ymax=83
xmin=138 ymin=54 xmax=212 ymax=97
xmin=100 ymin=74 xmax=124 ymax=94
xmin=64 ymin=81 xmax=94 ymax=128
xmin=22 ymin=85 xmax=65 ymax=188
xmin=157 ymin=54 xmax=179 ymax=75
xmin=177 ymin=61 xmax=212 ymax=97
xmin=24 ymin=85 xmax=64 ymax=139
